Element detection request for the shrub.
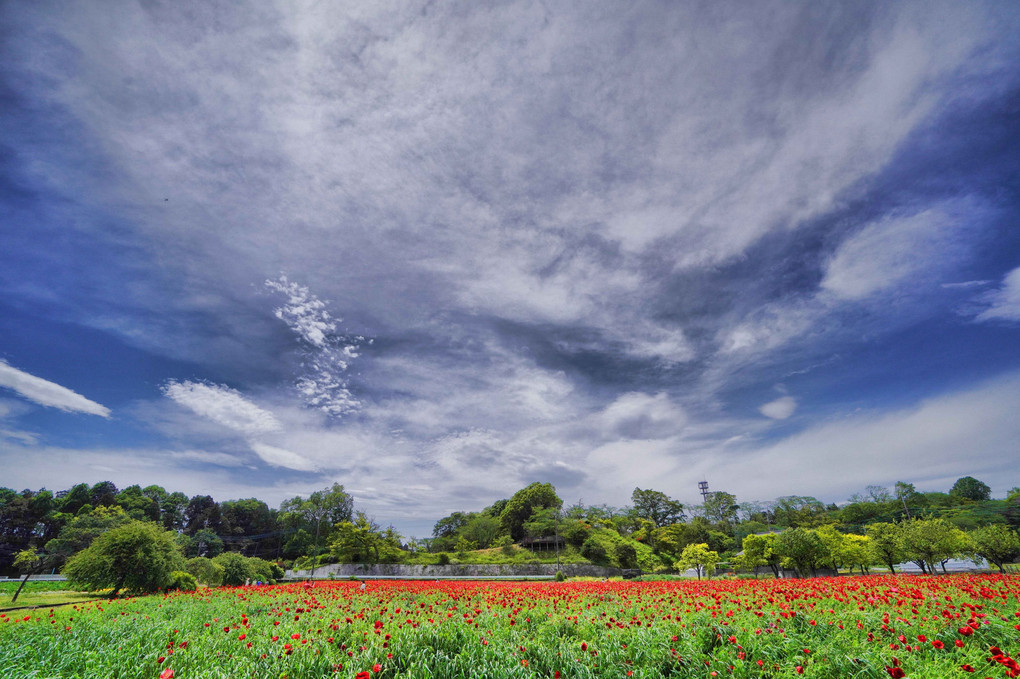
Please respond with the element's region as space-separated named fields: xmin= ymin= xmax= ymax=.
xmin=213 ymin=552 xmax=255 ymax=586
xmin=63 ymin=521 xmax=184 ymax=597
xmin=185 ymin=556 xmax=223 ymax=586
xmin=614 ymin=543 xmax=638 ymax=569
xmin=437 ymin=552 xmax=451 ymax=566
xmin=580 ymin=538 xmax=608 ymax=564
xmin=554 ymin=570 xmax=566 ymax=582
xmin=168 ymin=570 xmax=197 ymax=591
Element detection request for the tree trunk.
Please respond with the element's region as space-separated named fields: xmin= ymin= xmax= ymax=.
xmin=11 ymin=570 xmax=36 ymax=604
xmin=110 ymin=572 xmax=127 ymax=599
xmin=886 ymin=559 xmax=896 ymax=574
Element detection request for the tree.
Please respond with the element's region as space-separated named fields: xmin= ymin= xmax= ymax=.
xmin=949 ymin=477 xmax=992 ymax=502
xmin=674 ymin=543 xmax=719 ymax=580
xmin=741 ymin=533 xmax=780 ymax=578
xmin=45 ymin=505 xmax=133 ymax=564
xmin=330 ymin=513 xmax=402 ymax=564
xmin=432 ymin=512 xmax=473 ymax=539
xmin=970 ymin=524 xmax=1020 ymax=573
xmin=866 ymin=523 xmax=904 ymax=573
xmin=213 ymin=552 xmax=254 ymax=586
xmin=460 ymin=514 xmax=500 ymax=549
xmin=11 ymin=549 xmax=46 ymax=603
xmin=184 ymin=495 xmax=221 ymax=535
xmin=63 ymin=521 xmax=184 ymax=597
xmin=899 ymin=518 xmax=969 ymax=574
xmin=630 ymin=488 xmax=685 ymax=527
xmin=281 ymin=483 xmax=354 ymax=577
xmin=702 ymin=491 xmax=739 ymax=526
xmin=773 ymin=528 xmax=827 ymax=577
xmin=499 ymin=483 xmax=561 ymax=541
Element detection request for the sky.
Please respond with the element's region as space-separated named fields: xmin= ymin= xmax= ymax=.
xmin=1 ymin=1 xmax=1019 ymax=539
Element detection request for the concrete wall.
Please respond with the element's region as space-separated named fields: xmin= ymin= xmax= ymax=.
xmin=286 ymin=563 xmax=623 ymax=579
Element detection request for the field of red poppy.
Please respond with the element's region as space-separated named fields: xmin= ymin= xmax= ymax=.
xmin=1 ymin=574 xmax=1018 ymax=679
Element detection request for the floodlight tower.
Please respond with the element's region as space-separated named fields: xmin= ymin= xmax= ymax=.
xmin=698 ymin=480 xmax=709 ymax=501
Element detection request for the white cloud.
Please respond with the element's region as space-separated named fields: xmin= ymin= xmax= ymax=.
xmin=162 ymin=380 xmax=281 ymax=436
xmin=701 ymin=373 xmax=1020 ymax=502
xmin=821 ymin=204 xmax=968 ymax=301
xmin=596 ymin=392 xmax=687 ymax=440
xmin=248 ymin=442 xmax=320 ymax=472
xmin=974 ymin=266 xmax=1020 ymax=322
xmin=0 ymin=360 xmax=111 ymax=417
xmin=266 ymin=275 xmax=361 ymax=417
xmin=759 ymin=396 xmax=797 ymax=420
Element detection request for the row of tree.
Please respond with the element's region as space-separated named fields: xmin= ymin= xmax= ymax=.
xmin=3 ymin=475 xmax=1018 ymax=579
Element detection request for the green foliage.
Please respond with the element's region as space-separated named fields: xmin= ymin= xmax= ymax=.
xmin=499 ymin=482 xmax=561 ymax=541
xmin=167 ymin=570 xmax=197 ymax=591
xmin=630 ymin=488 xmax=685 ymax=527
xmin=554 ymin=569 xmax=566 ymax=581
xmin=674 ymin=542 xmax=719 ymax=579
xmin=866 ymin=522 xmax=905 ymax=573
xmin=185 ymin=556 xmax=223 ymax=586
xmin=213 ymin=551 xmax=254 ymax=586
xmin=614 ymin=542 xmax=638 ymax=569
xmin=773 ymin=527 xmax=828 ymax=576
xmin=949 ymin=476 xmax=992 ymax=502
xmin=580 ymin=537 xmax=607 ymax=564
xmin=63 ymin=521 xmax=184 ymax=597
xmin=45 ymin=505 xmax=133 ymax=563
xmin=497 ymin=535 xmax=515 ymax=556
xmin=741 ymin=533 xmax=781 ymax=577
xmin=899 ymin=518 xmax=971 ymax=574
xmin=969 ymin=523 xmax=1020 ymax=573
xmin=437 ymin=552 xmax=451 ymax=566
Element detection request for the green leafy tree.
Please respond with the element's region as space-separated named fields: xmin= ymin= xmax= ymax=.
xmin=330 ymin=513 xmax=403 ymax=564
xmin=580 ymin=538 xmax=608 ymax=565
xmin=701 ymin=491 xmax=739 ymax=526
xmin=630 ymin=488 xmax=685 ymax=527
xmin=499 ymin=483 xmax=561 ymax=541
xmin=614 ymin=542 xmax=638 ymax=569
xmin=185 ymin=556 xmax=223 ymax=586
xmin=949 ymin=476 xmax=992 ymax=502
xmin=741 ymin=533 xmax=780 ymax=577
xmin=674 ymin=543 xmax=719 ymax=580
xmin=45 ymin=505 xmax=133 ymax=564
xmin=773 ymin=528 xmax=828 ymax=577
xmin=214 ymin=551 xmax=255 ymax=586
xmin=460 ymin=514 xmax=500 ymax=549
xmin=970 ymin=524 xmax=1020 ymax=573
xmin=866 ymin=522 xmax=905 ymax=573
xmin=11 ymin=549 xmax=46 ymax=603
xmin=841 ymin=534 xmax=873 ymax=574
xmin=899 ymin=518 xmax=969 ymax=574
xmin=63 ymin=521 xmax=184 ymax=597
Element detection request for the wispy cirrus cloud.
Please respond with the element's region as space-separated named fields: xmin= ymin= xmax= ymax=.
xmin=0 ymin=360 xmax=110 ymax=417
xmin=974 ymin=266 xmax=1020 ymax=323
xmin=162 ymin=380 xmax=281 ymax=436
xmin=266 ymin=275 xmax=363 ymax=417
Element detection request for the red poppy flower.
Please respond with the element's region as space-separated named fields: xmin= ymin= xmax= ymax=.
xmin=885 ymin=667 xmax=905 ymax=678
xmin=159 ymin=670 xmax=174 ymax=679
xmin=373 ymin=664 xmax=382 ymax=673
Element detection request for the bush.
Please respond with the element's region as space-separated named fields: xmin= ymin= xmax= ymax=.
xmin=580 ymin=538 xmax=608 ymax=564
xmin=186 ymin=557 xmax=223 ymax=586
xmin=437 ymin=552 xmax=451 ymax=566
xmin=168 ymin=571 xmax=197 ymax=591
xmin=614 ymin=543 xmax=638 ymax=569
xmin=213 ymin=552 xmax=254 ymax=586
xmin=554 ymin=570 xmax=566 ymax=582
xmin=63 ymin=521 xmax=184 ymax=597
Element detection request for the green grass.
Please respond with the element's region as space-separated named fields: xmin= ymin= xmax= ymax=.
xmin=0 ymin=588 xmax=97 ymax=610
xmin=2 ymin=574 xmax=1018 ymax=678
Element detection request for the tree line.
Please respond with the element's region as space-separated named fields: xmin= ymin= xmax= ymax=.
xmin=2 ymin=475 xmax=1019 ymax=595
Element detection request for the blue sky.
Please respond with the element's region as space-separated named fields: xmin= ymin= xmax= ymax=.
xmin=1 ymin=1 xmax=1019 ymax=539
